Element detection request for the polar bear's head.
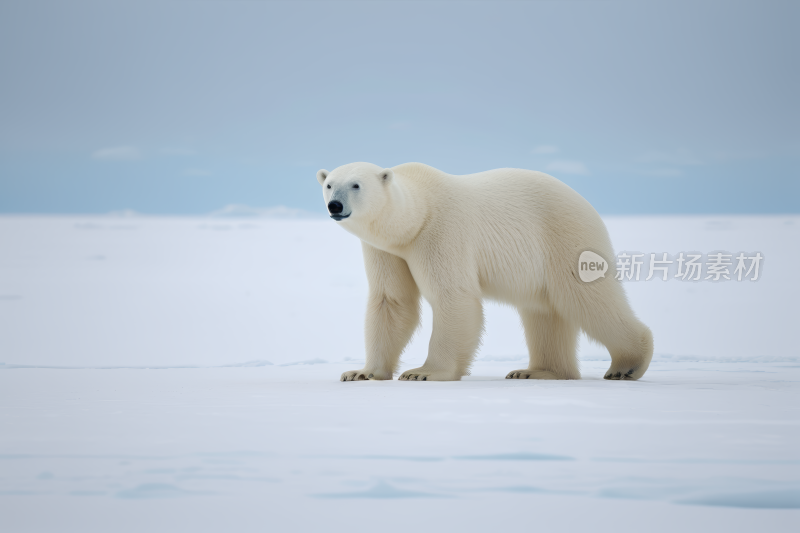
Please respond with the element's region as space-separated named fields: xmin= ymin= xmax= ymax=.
xmin=316 ymin=162 xmax=394 ymax=223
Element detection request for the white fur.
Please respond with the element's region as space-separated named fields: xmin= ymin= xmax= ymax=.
xmin=319 ymin=162 xmax=653 ymax=382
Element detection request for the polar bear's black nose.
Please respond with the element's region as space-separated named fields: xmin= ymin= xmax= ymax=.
xmin=328 ymin=201 xmax=344 ymax=214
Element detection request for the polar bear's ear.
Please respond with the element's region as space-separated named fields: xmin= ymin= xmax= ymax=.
xmin=379 ymin=169 xmax=393 ymax=182
xmin=316 ymin=169 xmax=329 ymax=185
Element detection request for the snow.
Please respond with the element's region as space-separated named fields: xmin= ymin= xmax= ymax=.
xmin=0 ymin=215 xmax=798 ymax=532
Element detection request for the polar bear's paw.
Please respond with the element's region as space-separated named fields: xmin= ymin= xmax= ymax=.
xmin=505 ymin=369 xmax=561 ymax=380
xmin=398 ymin=367 xmax=460 ymax=381
xmin=603 ymin=366 xmax=641 ymax=380
xmin=340 ymin=369 xmax=392 ymax=382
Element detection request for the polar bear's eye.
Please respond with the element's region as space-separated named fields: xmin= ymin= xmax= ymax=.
xmin=326 ymin=184 xmax=331 ymax=189
xmin=352 ymin=184 xmax=359 ymax=189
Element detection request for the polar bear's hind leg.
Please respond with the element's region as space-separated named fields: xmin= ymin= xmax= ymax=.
xmin=599 ymin=323 xmax=653 ymax=380
xmin=570 ymin=278 xmax=654 ymax=381
xmin=506 ymin=309 xmax=580 ymax=380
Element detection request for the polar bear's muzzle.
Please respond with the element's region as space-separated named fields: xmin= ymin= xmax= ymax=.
xmin=327 ymin=200 xmax=351 ymax=221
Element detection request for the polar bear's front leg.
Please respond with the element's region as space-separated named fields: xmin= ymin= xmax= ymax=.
xmin=399 ymin=295 xmax=483 ymax=381
xmin=341 ymin=244 xmax=421 ymax=382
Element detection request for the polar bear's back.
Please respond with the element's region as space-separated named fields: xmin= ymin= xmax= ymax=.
xmin=399 ymin=164 xmax=615 ymax=305
xmin=398 ymin=163 xmax=604 ymax=233
xmin=412 ymin=164 xmax=613 ymax=255
xmin=465 ymin=167 xmax=610 ymax=250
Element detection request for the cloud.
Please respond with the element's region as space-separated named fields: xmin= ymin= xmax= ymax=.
xmin=105 ymin=209 xmax=141 ymax=217
xmin=637 ymin=149 xmax=701 ymax=166
xmin=531 ymin=144 xmax=558 ymax=155
xmin=183 ymin=168 xmax=212 ymax=177
xmin=92 ymin=145 xmax=141 ymax=160
xmin=545 ymin=160 xmax=589 ymax=175
xmin=643 ymin=168 xmax=684 ymax=177
xmin=709 ymin=149 xmax=766 ymax=162
xmin=207 ymin=204 xmax=325 ymax=219
xmin=161 ymin=147 xmax=196 ymax=156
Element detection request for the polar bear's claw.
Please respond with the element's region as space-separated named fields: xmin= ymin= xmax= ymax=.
xmin=398 ymin=368 xmax=460 ymax=381
xmin=505 ymin=369 xmax=562 ymax=380
xmin=341 ymin=369 xmax=393 ymax=382
xmin=603 ymin=368 xmax=638 ymax=380
xmin=340 ymin=371 xmax=368 ymax=382
xmin=397 ymin=367 xmax=461 ymax=381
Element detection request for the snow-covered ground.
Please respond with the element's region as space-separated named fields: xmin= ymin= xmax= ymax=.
xmin=0 ymin=215 xmax=798 ymax=532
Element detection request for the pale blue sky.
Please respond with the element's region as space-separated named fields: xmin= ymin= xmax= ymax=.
xmin=0 ymin=0 xmax=797 ymax=215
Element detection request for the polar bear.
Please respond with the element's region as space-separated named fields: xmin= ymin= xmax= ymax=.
xmin=317 ymin=162 xmax=653 ymax=382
